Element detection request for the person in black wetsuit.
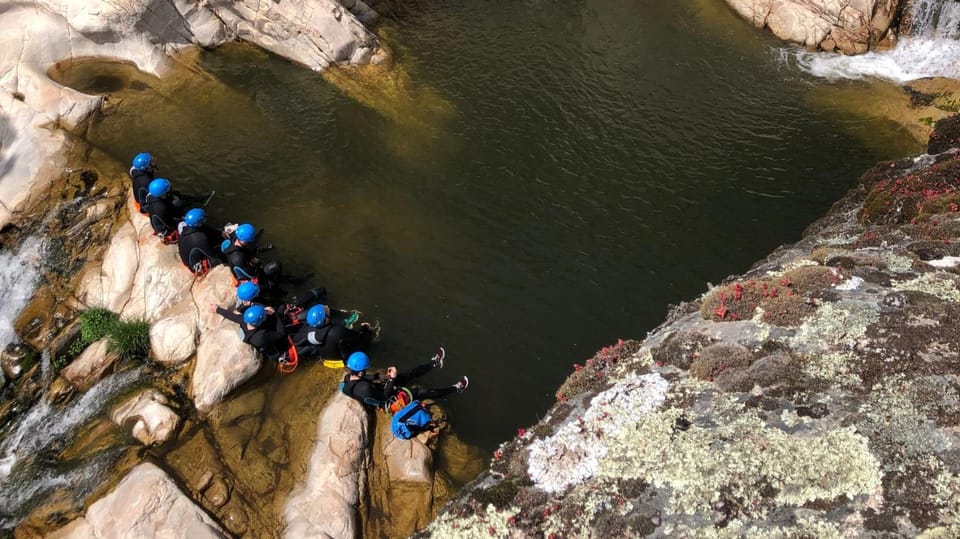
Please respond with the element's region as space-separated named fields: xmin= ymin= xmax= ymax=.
xmin=291 ymin=304 xmax=372 ymax=361
xmin=222 ymin=223 xmax=283 ymax=289
xmin=210 ymin=303 xmax=289 ymax=363
xmin=339 ymin=350 xmax=468 ymax=411
xmin=143 ymin=178 xmax=185 ymax=242
xmin=177 ymin=208 xmax=224 ymax=274
xmin=129 ymin=152 xmax=156 ymax=214
xmin=229 ymin=281 xmax=327 ymax=329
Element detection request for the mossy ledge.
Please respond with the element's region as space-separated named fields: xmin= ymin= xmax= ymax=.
xmin=420 ymin=116 xmax=960 ymax=538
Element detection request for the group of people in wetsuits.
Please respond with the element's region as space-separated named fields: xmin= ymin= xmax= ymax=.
xmin=129 ymin=152 xmax=468 ymax=413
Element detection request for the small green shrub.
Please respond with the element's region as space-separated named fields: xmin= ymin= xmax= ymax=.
xmin=108 ymin=318 xmax=150 ymax=360
xmin=65 ymin=308 xmax=150 ymax=362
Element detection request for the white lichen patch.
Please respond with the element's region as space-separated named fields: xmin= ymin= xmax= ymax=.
xmin=766 ymin=258 xmax=819 ymax=277
xmin=834 ymin=276 xmax=864 ymax=291
xmin=526 ymin=372 xmax=669 ymax=493
xmin=427 ymin=503 xmax=518 ymax=538
xmin=877 ymin=252 xmax=915 ymax=274
xmin=819 ymin=234 xmax=862 ymax=247
xmin=612 ymin=347 xmax=654 ymax=377
xmin=892 ymin=273 xmax=960 ymax=303
xmin=784 ymin=301 xmax=878 ymax=354
xmin=669 ymin=514 xmax=844 ymax=538
xmin=780 ymin=409 xmax=809 ymax=428
xmin=598 ymin=398 xmax=881 ymax=518
xmin=927 ymin=256 xmax=960 ymax=269
xmin=802 ymin=351 xmax=863 ymax=388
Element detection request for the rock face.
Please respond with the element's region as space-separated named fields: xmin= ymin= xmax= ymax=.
xmin=48 ymin=462 xmax=227 ymax=538
xmin=77 ymin=207 xmax=258 ymax=412
xmin=284 ymin=392 xmax=370 ymax=539
xmin=424 ymin=115 xmax=960 ymax=537
xmin=725 ymin=0 xmax=901 ymax=54
xmin=111 ymin=389 xmax=180 ymax=445
xmin=58 ymin=338 xmax=118 ymax=392
xmin=0 ymin=0 xmax=380 ymax=230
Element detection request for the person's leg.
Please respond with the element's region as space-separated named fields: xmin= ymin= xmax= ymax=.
xmin=395 ymin=361 xmax=434 ymax=385
xmin=410 ymin=385 xmax=456 ymax=400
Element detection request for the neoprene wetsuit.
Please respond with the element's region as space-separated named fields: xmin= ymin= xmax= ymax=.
xmin=292 ymin=321 xmax=370 ymax=360
xmin=215 ymin=307 xmax=288 ymax=362
xmin=178 ymin=224 xmax=223 ymax=272
xmin=129 ymin=168 xmax=154 ymax=213
xmin=143 ymin=195 xmax=183 ymax=237
xmin=341 ymin=361 xmax=455 ymax=410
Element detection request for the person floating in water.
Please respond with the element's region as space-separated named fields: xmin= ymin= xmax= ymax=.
xmin=339 ymin=350 xmax=467 ymax=411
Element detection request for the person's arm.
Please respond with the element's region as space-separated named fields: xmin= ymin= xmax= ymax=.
xmin=355 ymin=378 xmax=387 ymax=409
xmin=212 ymin=305 xmax=244 ymax=325
xmin=382 ymin=367 xmax=399 ymax=396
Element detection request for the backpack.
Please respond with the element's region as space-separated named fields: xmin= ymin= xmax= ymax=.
xmin=390 ymin=400 xmax=435 ymax=440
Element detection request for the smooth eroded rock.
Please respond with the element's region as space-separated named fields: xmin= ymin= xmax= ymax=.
xmin=111 ymin=389 xmax=180 ymax=445
xmin=284 ymin=392 xmax=370 ymax=539
xmin=48 ymin=462 xmax=226 ymax=538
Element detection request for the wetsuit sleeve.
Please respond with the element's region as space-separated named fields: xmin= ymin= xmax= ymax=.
xmin=354 ymin=377 xmax=387 ymax=409
xmin=215 ymin=306 xmax=244 ymax=325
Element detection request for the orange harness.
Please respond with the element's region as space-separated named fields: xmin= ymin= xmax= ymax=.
xmin=158 ymin=229 xmax=180 ymax=245
xmin=279 ymin=337 xmax=299 ymax=374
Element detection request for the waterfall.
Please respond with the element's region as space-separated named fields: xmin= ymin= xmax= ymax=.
xmin=0 ymin=368 xmax=143 ymax=523
xmin=0 ymin=238 xmax=43 ymax=352
xmin=794 ymin=0 xmax=960 ymax=82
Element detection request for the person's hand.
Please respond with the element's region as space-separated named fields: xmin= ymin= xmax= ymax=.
xmin=386 ymin=366 xmax=398 ymax=379
xmin=265 ymin=306 xmax=275 ymax=314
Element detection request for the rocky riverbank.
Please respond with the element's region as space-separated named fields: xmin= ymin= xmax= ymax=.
xmin=0 ymin=2 xmax=481 ymax=537
xmin=422 ymin=115 xmax=960 ymax=537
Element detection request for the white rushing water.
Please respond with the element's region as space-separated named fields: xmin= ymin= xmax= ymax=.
xmin=795 ymin=0 xmax=960 ymax=82
xmin=0 ymin=237 xmax=43 ymax=354
xmin=0 ymin=367 xmax=143 ymax=518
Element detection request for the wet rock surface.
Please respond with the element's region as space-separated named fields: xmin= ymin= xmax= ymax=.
xmin=724 ymin=0 xmax=902 ymax=53
xmin=423 ymin=116 xmax=960 ymax=537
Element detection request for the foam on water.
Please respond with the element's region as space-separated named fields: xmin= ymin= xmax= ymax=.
xmin=0 ymin=237 xmax=43 ymax=352
xmin=0 ymin=368 xmax=142 ymax=518
xmin=794 ymin=0 xmax=960 ymax=82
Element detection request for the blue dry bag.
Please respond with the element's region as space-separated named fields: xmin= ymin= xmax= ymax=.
xmin=391 ymin=400 xmax=434 ymax=440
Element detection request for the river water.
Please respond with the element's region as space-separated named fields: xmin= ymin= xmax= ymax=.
xmin=66 ymin=0 xmax=924 ymax=450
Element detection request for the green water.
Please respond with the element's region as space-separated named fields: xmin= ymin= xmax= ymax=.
xmin=74 ymin=0 xmax=916 ymax=450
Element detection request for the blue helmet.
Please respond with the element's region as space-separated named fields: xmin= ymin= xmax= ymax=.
xmin=243 ymin=304 xmax=267 ymax=327
xmin=132 ymin=152 xmax=153 ymax=171
xmin=346 ymin=351 xmax=370 ymax=372
xmin=236 ymin=282 xmax=260 ymax=302
xmin=306 ymin=305 xmax=327 ymax=327
xmin=236 ymin=224 xmax=256 ymax=243
xmin=148 ymin=178 xmax=171 ymax=198
xmin=184 ymin=208 xmax=205 ymax=227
